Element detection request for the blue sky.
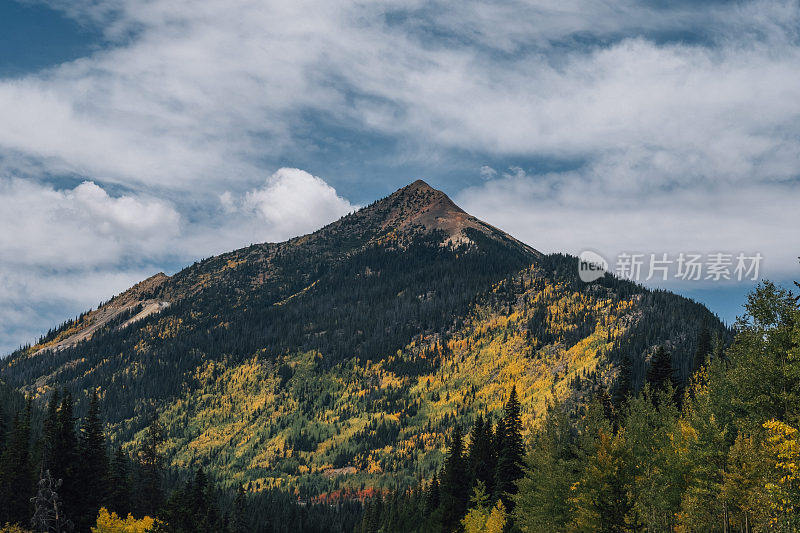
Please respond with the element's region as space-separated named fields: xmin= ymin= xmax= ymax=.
xmin=0 ymin=0 xmax=798 ymax=354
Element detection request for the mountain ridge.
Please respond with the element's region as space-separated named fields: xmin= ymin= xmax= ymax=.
xmin=0 ymin=180 xmax=724 ymax=496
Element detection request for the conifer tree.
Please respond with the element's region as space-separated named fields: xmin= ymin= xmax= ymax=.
xmin=233 ymin=484 xmax=248 ymax=533
xmin=77 ymin=390 xmax=110 ymax=529
xmin=467 ymin=414 xmax=493 ymax=493
xmin=424 ymin=475 xmax=440 ymax=518
xmin=42 ymin=390 xmax=60 ymax=472
xmin=612 ymin=353 xmax=633 ymax=410
xmin=514 ymin=403 xmax=577 ymax=531
xmin=0 ymin=402 xmax=34 ymax=526
xmin=440 ymin=426 xmax=468 ymax=531
xmin=108 ymin=447 xmax=132 ymax=516
xmin=52 ymin=391 xmax=80 ymax=524
xmin=646 ymin=346 xmax=676 ymax=391
xmin=135 ymin=414 xmax=165 ymax=516
xmin=494 ymin=386 xmax=524 ymax=511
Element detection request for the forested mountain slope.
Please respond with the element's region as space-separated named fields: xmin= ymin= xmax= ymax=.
xmin=0 ymin=180 xmax=724 ymax=497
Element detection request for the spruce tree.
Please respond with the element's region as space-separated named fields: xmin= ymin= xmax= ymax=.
xmin=42 ymin=389 xmax=61 ymax=472
xmin=233 ymin=484 xmax=248 ymax=533
xmin=612 ymin=353 xmax=633 ymax=410
xmin=424 ymin=474 xmax=440 ymax=517
xmin=108 ymin=448 xmax=132 ymax=516
xmin=0 ymin=402 xmax=34 ymax=526
xmin=646 ymin=346 xmax=676 ymax=391
xmin=135 ymin=414 xmax=165 ymax=516
xmin=52 ymin=391 xmax=80 ymax=524
xmin=494 ymin=386 xmax=524 ymax=512
xmin=467 ymin=414 xmax=493 ymax=493
xmin=440 ymin=426 xmax=469 ymax=531
xmin=78 ymin=390 xmax=110 ymax=529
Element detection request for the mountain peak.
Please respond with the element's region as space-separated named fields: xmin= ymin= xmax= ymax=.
xmin=372 ymin=180 xmax=538 ymax=254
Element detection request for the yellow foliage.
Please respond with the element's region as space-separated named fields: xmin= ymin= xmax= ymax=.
xmin=0 ymin=525 xmax=32 ymax=533
xmin=762 ymin=419 xmax=800 ymax=516
xmin=462 ymin=500 xmax=507 ymax=533
xmin=91 ymin=508 xmax=156 ymax=533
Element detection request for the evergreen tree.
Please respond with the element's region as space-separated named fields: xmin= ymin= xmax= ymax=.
xmin=135 ymin=414 xmax=165 ymax=517
xmin=233 ymin=484 xmax=248 ymax=533
xmin=612 ymin=353 xmax=633 ymax=410
xmin=51 ymin=391 xmax=80 ymax=523
xmin=424 ymin=474 xmax=440 ymax=518
xmin=108 ymin=448 xmax=132 ymax=516
xmin=494 ymin=386 xmax=524 ymax=512
xmin=646 ymin=346 xmax=676 ymax=391
xmin=77 ymin=390 xmax=110 ymax=529
xmin=440 ymin=426 xmax=468 ymax=532
xmin=514 ymin=402 xmax=578 ymax=532
xmin=467 ymin=414 xmax=493 ymax=493
xmin=42 ymin=389 xmax=60 ymax=472
xmin=0 ymin=401 xmax=34 ymax=526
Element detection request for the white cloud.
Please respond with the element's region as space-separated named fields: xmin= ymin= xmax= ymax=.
xmin=0 ymin=178 xmax=181 ymax=268
xmin=241 ymin=168 xmax=355 ymax=240
xmin=0 ymin=0 xmax=796 ymax=193
xmin=455 ymin=169 xmax=800 ymax=283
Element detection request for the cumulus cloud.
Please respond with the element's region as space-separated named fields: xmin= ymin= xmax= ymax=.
xmin=0 ymin=178 xmax=180 ymax=268
xmin=240 ymin=168 xmax=355 ymax=239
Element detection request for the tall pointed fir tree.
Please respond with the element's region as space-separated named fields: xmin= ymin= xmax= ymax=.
xmin=51 ymin=391 xmax=80 ymax=524
xmin=612 ymin=352 xmax=633 ymax=411
xmin=494 ymin=386 xmax=524 ymax=512
xmin=108 ymin=447 xmax=132 ymax=516
xmin=136 ymin=413 xmax=165 ymax=516
xmin=233 ymin=484 xmax=248 ymax=533
xmin=468 ymin=414 xmax=494 ymax=493
xmin=0 ymin=401 xmax=34 ymax=526
xmin=77 ymin=390 xmax=110 ymax=529
xmin=440 ymin=426 xmax=469 ymax=532
xmin=424 ymin=474 xmax=440 ymax=519
xmin=646 ymin=346 xmax=677 ymax=391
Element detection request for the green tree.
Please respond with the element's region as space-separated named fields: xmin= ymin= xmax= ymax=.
xmin=646 ymin=346 xmax=675 ymax=391
xmin=52 ymin=392 xmax=80 ymax=524
xmin=571 ymin=428 xmax=634 ymax=533
xmin=514 ymin=402 xmax=577 ymax=532
xmin=0 ymin=401 xmax=34 ymax=526
xmin=78 ymin=391 xmax=110 ymax=529
xmin=108 ymin=448 xmax=132 ymax=517
xmin=494 ymin=386 xmax=524 ymax=511
xmin=624 ymin=385 xmax=684 ymax=531
xmin=135 ymin=415 xmax=164 ymax=517
xmin=440 ymin=426 xmax=469 ymax=532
